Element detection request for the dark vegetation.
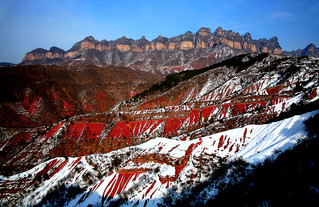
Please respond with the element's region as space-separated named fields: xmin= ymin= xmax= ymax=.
xmin=160 ymin=113 xmax=319 ymax=206
xmin=34 ymin=184 xmax=84 ymax=207
xmin=111 ymin=155 xmax=123 ymax=169
xmin=133 ymin=53 xmax=269 ymax=100
xmin=159 ymin=157 xmax=249 ymax=207
xmin=206 ymin=113 xmax=319 ymax=206
xmin=266 ymin=99 xmax=319 ymax=124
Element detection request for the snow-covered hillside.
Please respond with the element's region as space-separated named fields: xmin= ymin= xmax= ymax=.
xmin=1 ymin=110 xmax=318 ymax=206
xmin=1 ymin=53 xmax=319 ymax=206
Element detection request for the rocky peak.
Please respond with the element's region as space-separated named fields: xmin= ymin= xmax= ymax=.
xmin=302 ymin=43 xmax=318 ymax=56
xmin=185 ymin=31 xmax=193 ymax=36
xmin=227 ymin=29 xmax=235 ymax=36
xmin=22 ymin=48 xmax=48 ymax=61
xmin=244 ymin=32 xmax=252 ymax=40
xmin=197 ymin=27 xmax=212 ymax=36
xmin=29 ymin=48 xmax=48 ymax=54
xmin=136 ymin=36 xmax=149 ymax=43
xmin=266 ymin=36 xmax=281 ymax=48
xmin=23 ymin=48 xmax=63 ymax=62
xmin=154 ymin=35 xmax=168 ymax=43
xmin=49 ymin=47 xmax=66 ymax=54
xmin=282 ymin=43 xmax=319 ymax=58
xmin=178 ymin=31 xmax=194 ymax=42
xmin=214 ymin=27 xmax=224 ymax=36
xmin=133 ymin=36 xmax=150 ymax=48
xmin=100 ymin=39 xmax=108 ymax=44
xmin=305 ymin=43 xmax=317 ymax=51
xmin=114 ymin=36 xmax=134 ymax=45
xmin=84 ymin=36 xmax=96 ymax=42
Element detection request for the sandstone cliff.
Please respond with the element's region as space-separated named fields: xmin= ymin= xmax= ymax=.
xmin=21 ymin=27 xmax=283 ymax=74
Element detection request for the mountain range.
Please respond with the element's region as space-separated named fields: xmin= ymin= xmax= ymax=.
xmin=0 ymin=62 xmax=15 ymax=66
xmin=20 ymin=27 xmax=319 ymax=75
xmin=21 ymin=27 xmax=283 ymax=74
xmin=283 ymin=43 xmax=319 ymax=57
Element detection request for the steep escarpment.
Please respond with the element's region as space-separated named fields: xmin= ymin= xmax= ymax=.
xmin=21 ymin=27 xmax=283 ymax=74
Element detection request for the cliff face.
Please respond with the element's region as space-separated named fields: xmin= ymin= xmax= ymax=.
xmin=23 ymin=47 xmax=66 ymax=61
xmin=21 ymin=27 xmax=283 ymax=74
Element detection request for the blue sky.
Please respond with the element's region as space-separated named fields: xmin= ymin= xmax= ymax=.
xmin=1 ymin=0 xmax=318 ymax=63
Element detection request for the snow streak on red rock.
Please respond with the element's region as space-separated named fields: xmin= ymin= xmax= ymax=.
xmin=1 ymin=54 xmax=319 ymax=206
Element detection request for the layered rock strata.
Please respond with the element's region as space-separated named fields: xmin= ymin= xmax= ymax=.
xmin=21 ymin=27 xmax=283 ymax=74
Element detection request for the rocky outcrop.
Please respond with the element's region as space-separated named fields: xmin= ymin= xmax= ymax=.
xmin=21 ymin=27 xmax=284 ymax=74
xmin=23 ymin=47 xmax=66 ymax=61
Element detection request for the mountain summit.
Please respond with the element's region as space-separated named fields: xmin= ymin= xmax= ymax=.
xmin=21 ymin=27 xmax=283 ymax=74
xmin=283 ymin=43 xmax=319 ymax=57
